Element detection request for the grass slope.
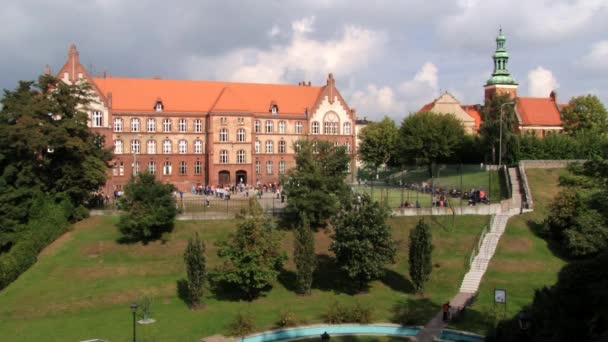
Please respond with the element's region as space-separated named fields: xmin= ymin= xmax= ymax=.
xmin=0 ymin=215 xmax=487 ymax=342
xmin=449 ymin=168 xmax=568 ymax=334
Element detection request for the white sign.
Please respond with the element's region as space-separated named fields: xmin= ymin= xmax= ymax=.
xmin=494 ymin=289 xmax=507 ymax=304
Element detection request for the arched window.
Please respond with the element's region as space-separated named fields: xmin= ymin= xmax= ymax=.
xmin=254 ymin=120 xmax=261 ymax=133
xmin=219 ymin=150 xmax=228 ymax=164
xmin=278 ymin=121 xmax=286 ymax=133
xmin=266 ymin=161 xmax=274 ymax=175
xmin=344 ymin=141 xmax=351 ymax=153
xmin=114 ymin=139 xmax=123 ymax=154
xmin=255 ymin=161 xmax=261 ymax=174
xmin=131 ymin=118 xmax=140 ymax=132
xmin=266 ymin=120 xmax=274 ymax=133
xmin=237 ymin=128 xmax=246 ymax=142
xmin=311 ymin=121 xmax=320 ymax=134
xmin=147 ymin=140 xmax=156 ymax=154
xmin=148 ymin=161 xmax=156 ymax=175
xmin=194 ymin=161 xmax=202 ymax=175
xmin=178 ymin=140 xmax=187 ymax=154
xmin=219 ymin=128 xmax=228 ymax=142
xmin=343 ymin=122 xmax=352 ymax=135
xmin=236 ymin=150 xmax=246 ymax=164
xmin=279 ymin=160 xmax=286 ymax=175
xmin=194 ymin=139 xmax=202 ymax=154
xmin=163 ymin=161 xmax=172 ymax=175
xmin=147 ymin=118 xmax=156 ymax=132
xmin=163 ymin=119 xmax=171 ymax=132
xmin=131 ymin=140 xmax=140 ymax=154
xmin=114 ymin=118 xmax=123 ymax=132
xmin=278 ymin=140 xmax=286 ymax=153
xmin=266 ymin=140 xmax=274 ymax=154
xmin=255 ymin=140 xmax=261 ymax=154
xmin=323 ymin=112 xmax=339 ymax=135
xmin=295 ymin=121 xmax=303 ymax=134
xmin=163 ymin=139 xmax=172 ymax=154
xmin=91 ymin=111 xmax=102 ymax=127
xmin=194 ymin=119 xmax=202 ymax=133
xmin=178 ymin=119 xmax=187 ymax=132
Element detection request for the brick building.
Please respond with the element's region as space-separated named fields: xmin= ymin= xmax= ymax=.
xmin=53 ymin=45 xmax=356 ymax=192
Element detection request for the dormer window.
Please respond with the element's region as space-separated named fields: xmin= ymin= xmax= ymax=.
xmin=271 ymin=105 xmax=278 ymax=114
xmin=154 ymin=100 xmax=164 ymax=112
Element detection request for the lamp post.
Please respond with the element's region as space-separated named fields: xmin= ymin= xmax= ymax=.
xmin=130 ymin=303 xmax=138 ymax=342
xmin=499 ymin=102 xmax=515 ymax=167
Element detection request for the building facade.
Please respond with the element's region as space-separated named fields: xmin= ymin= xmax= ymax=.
xmin=53 ymin=45 xmax=356 ymax=192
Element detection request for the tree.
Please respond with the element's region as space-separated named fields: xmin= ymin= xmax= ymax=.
xmin=117 ymin=173 xmax=177 ymax=241
xmin=397 ymin=111 xmax=465 ymax=174
xmin=358 ymin=116 xmax=398 ymax=175
xmin=281 ymin=139 xmax=351 ymax=228
xmin=408 ymin=220 xmax=433 ymax=293
xmin=184 ymin=232 xmax=206 ymax=309
xmin=294 ymin=214 xmax=316 ymax=295
xmin=330 ymin=193 xmax=396 ymax=290
xmin=479 ymin=93 xmax=519 ymax=164
xmin=0 ymin=75 xmax=111 ymax=252
xmin=561 ymin=95 xmax=608 ymax=133
xmin=213 ymin=200 xmax=286 ymax=300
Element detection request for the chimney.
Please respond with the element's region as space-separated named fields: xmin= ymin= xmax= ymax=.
xmin=103 ymin=69 xmax=107 ymax=78
xmin=550 ymin=90 xmax=557 ymax=102
xmin=107 ymin=92 xmax=113 ymax=109
xmin=44 ymin=64 xmax=51 ymax=75
xmin=327 ymin=73 xmax=335 ymax=86
xmin=307 ymin=81 xmax=311 ymax=86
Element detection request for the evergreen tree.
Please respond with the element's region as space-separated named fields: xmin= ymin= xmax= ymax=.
xmin=294 ymin=214 xmax=316 ymax=295
xmin=408 ymin=220 xmax=433 ymax=293
xmin=330 ymin=193 xmax=397 ymax=290
xmin=184 ymin=232 xmax=206 ymax=309
xmin=118 ymin=173 xmax=177 ymax=241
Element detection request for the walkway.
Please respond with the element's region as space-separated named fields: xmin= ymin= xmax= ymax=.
xmin=415 ymin=167 xmax=526 ymax=342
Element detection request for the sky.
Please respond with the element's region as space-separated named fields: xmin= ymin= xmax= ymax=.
xmin=1 ymin=0 xmax=607 ymax=122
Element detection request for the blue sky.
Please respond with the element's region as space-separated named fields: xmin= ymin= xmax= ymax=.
xmin=1 ymin=0 xmax=607 ymax=121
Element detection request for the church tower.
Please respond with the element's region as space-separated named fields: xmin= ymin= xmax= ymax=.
xmin=484 ymin=29 xmax=518 ymax=101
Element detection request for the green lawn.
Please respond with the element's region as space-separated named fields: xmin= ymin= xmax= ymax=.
xmin=449 ymin=168 xmax=569 ymax=334
xmin=0 ymin=214 xmax=488 ymax=342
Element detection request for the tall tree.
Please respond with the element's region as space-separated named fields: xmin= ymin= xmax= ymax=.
xmin=118 ymin=173 xmax=177 ymax=241
xmin=330 ymin=193 xmax=396 ymax=290
xmin=281 ymin=139 xmax=351 ymax=228
xmin=184 ymin=232 xmax=206 ymax=309
xmin=479 ymin=93 xmax=519 ymax=164
xmin=213 ymin=200 xmax=287 ymax=300
xmin=408 ymin=220 xmax=433 ymax=293
xmin=358 ymin=116 xmax=398 ymax=175
xmin=397 ymin=111 xmax=465 ymax=174
xmin=294 ymin=214 xmax=316 ymax=295
xmin=561 ymin=95 xmax=608 ymax=133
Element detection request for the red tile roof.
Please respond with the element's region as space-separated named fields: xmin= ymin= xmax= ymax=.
xmin=419 ymin=102 xmax=434 ymax=112
xmin=517 ymin=97 xmax=562 ymax=126
xmin=93 ymin=77 xmax=322 ymax=114
xmin=461 ymin=105 xmax=482 ymax=130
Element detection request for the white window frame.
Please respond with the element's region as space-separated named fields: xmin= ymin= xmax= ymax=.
xmin=147 ymin=118 xmax=156 ymax=132
xmin=278 ymin=121 xmax=286 ymax=133
xmin=219 ymin=128 xmax=228 ymax=142
xmin=131 ymin=118 xmax=140 ymax=132
xmin=278 ymin=140 xmax=286 ymax=154
xmin=131 ymin=139 xmax=140 ymax=154
xmin=92 ymin=111 xmax=102 ymax=127
xmin=194 ymin=119 xmax=202 ymax=133
xmin=114 ymin=118 xmax=123 ymax=132
xmin=163 ymin=119 xmax=171 ymax=132
xmin=236 ymin=128 xmax=246 ymax=142
xmin=266 ymin=140 xmax=273 ymax=154
xmin=236 ymin=150 xmax=246 ymax=164
xmin=148 ymin=161 xmax=156 ymax=175
xmin=343 ymin=122 xmax=352 ymax=135
xmin=178 ymin=140 xmax=187 ymax=154
xmin=311 ymin=121 xmax=319 ymax=134
xmin=179 ymin=119 xmax=187 ymax=132
xmin=254 ymin=120 xmax=261 ymax=133
xmin=163 ymin=139 xmax=172 ymax=154
xmin=179 ymin=161 xmax=187 ymax=175
xmin=295 ymin=121 xmax=303 ymax=134
xmin=279 ymin=160 xmax=286 ymax=175
xmin=219 ymin=150 xmax=228 ymax=164
xmin=255 ymin=140 xmax=261 ymax=154
xmin=194 ymin=139 xmax=202 ymax=154
xmin=255 ymin=161 xmax=261 ymax=175
xmin=147 ymin=140 xmax=156 ymax=154
xmin=114 ymin=139 xmax=123 ymax=154
xmin=266 ymin=160 xmax=273 ymax=175
xmin=194 ymin=161 xmax=202 ymax=175
xmin=163 ymin=161 xmax=172 ymax=175
xmin=266 ymin=120 xmax=273 ymax=133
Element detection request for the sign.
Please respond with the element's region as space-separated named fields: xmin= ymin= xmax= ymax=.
xmin=494 ymin=288 xmax=507 ymax=304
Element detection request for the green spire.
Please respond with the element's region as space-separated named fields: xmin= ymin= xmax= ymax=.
xmin=486 ymin=28 xmax=518 ymax=86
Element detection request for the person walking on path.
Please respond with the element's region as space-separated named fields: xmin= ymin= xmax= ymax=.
xmin=442 ymin=302 xmax=451 ymax=322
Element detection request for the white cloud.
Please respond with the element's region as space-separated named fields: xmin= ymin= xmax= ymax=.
xmin=527 ymin=66 xmax=559 ymax=97
xmin=184 ymin=17 xmax=386 ymax=84
xmin=267 ymin=24 xmax=281 ymax=38
xmin=350 ymin=84 xmax=406 ymax=119
xmin=398 ymin=62 xmax=440 ymax=112
xmin=580 ymin=40 xmax=608 ymax=70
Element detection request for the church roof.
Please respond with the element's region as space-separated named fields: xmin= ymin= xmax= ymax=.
xmin=516 ymin=97 xmax=562 ymax=126
xmin=461 ymin=105 xmax=482 ymax=130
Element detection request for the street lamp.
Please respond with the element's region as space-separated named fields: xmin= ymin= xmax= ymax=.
xmin=499 ymin=102 xmax=515 ymax=167
xmin=130 ymin=303 xmax=138 ymax=342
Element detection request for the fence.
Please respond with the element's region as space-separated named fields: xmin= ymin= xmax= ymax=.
xmin=465 ymin=215 xmax=493 ymax=270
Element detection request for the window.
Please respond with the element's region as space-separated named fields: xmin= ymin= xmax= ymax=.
xmin=295 ymin=121 xmax=303 ymax=134
xmin=311 ymin=121 xmax=319 ymax=134
xmin=220 ymin=117 xmax=227 ymax=124
xmin=114 ymin=139 xmax=123 ymax=154
xmin=237 ymin=117 xmax=244 ymax=124
xmin=119 ymin=161 xmax=124 ymax=176
xmin=271 ymin=105 xmax=278 ymax=114
xmin=112 ymin=163 xmax=118 ymax=176
xmin=255 ymin=161 xmax=261 ymax=175
xmin=343 ymin=122 xmax=352 ymax=135
xmin=194 ymin=119 xmax=202 ymax=133
xmin=345 ymin=141 xmax=351 ymax=153
xmin=266 ymin=140 xmax=274 ymax=154
xmin=179 ymin=161 xmax=187 ymax=175
xmin=163 ymin=139 xmax=172 ymax=154
xmin=278 ymin=140 xmax=286 ymax=153
xmin=131 ymin=118 xmax=140 ymax=132
xmin=324 ymin=113 xmax=339 ymax=134
xmin=255 ymin=140 xmax=261 ymax=154
xmin=254 ymin=120 xmax=261 ymax=133
xmin=237 ymin=150 xmax=246 ymax=164
xmin=194 ymin=139 xmax=202 ymax=154
xmin=148 ymin=161 xmax=156 ymax=175
xmin=147 ymin=140 xmax=156 ymax=154
xmin=132 ymin=161 xmax=140 ymax=176
xmin=155 ymin=102 xmax=163 ymax=112
xmin=163 ymin=161 xmax=172 ymax=175
xmin=194 ymin=161 xmax=202 ymax=175
xmin=147 ymin=118 xmax=156 ymax=132
xmin=92 ymin=111 xmax=102 ymax=127
xmin=266 ymin=120 xmax=273 ymax=133
xmin=279 ymin=160 xmax=286 ymax=175
xmin=266 ymin=161 xmax=273 ymax=175
xmin=114 ymin=118 xmax=123 ymax=132
xmin=163 ymin=119 xmax=171 ymax=132
xmin=178 ymin=140 xmax=187 ymax=154
xmin=294 ymin=142 xmax=301 ymax=152
xmin=179 ymin=119 xmax=187 ymax=132
xmin=219 ymin=128 xmax=228 ymax=142
xmin=219 ymin=150 xmax=228 ymax=164
xmin=237 ymin=128 xmax=246 ymax=142
xmin=278 ymin=121 xmax=286 ymax=133
xmin=131 ymin=139 xmax=140 ymax=154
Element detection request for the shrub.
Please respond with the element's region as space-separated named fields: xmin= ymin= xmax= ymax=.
xmin=276 ymin=310 xmax=299 ymax=328
xmin=350 ymin=302 xmax=374 ymax=324
xmin=324 ymin=301 xmax=374 ymax=324
xmin=229 ymin=311 xmax=256 ymax=337
xmin=325 ymin=301 xmax=351 ymax=324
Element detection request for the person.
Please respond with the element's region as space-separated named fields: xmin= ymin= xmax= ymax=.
xmin=442 ymin=302 xmax=451 ymax=321
xmin=205 ymin=196 xmax=210 ymax=207
xmin=281 ymin=190 xmax=285 ymax=203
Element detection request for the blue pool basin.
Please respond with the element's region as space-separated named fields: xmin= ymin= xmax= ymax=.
xmin=437 ymin=329 xmax=484 ymax=342
xmin=239 ymin=324 xmax=421 ymax=342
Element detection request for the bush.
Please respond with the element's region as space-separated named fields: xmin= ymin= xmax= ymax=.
xmin=324 ymin=301 xmax=374 ymax=324
xmin=325 ymin=301 xmax=351 ymax=324
xmin=276 ymin=310 xmax=299 ymax=328
xmin=229 ymin=311 xmax=256 ymax=337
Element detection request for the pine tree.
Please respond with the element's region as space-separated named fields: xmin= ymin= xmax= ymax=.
xmin=294 ymin=214 xmax=316 ymax=295
xmin=408 ymin=220 xmax=433 ymax=293
xmin=184 ymin=232 xmax=206 ymax=309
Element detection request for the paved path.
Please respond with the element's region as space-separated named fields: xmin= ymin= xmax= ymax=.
xmin=415 ymin=168 xmax=527 ymax=341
